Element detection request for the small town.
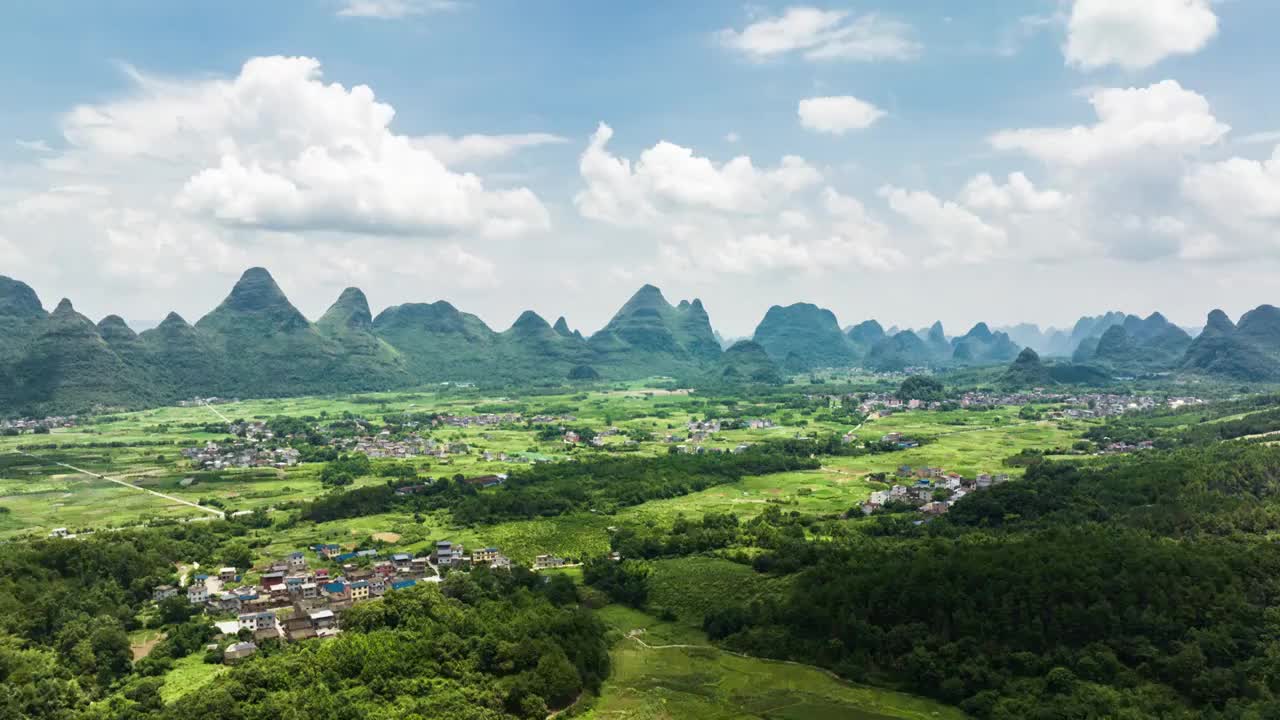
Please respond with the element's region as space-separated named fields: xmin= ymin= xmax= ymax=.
xmin=157 ymin=540 xmax=578 ymax=664
xmin=859 ymin=465 xmax=1013 ymax=518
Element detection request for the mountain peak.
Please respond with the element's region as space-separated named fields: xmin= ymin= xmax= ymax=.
xmin=1205 ymin=309 xmax=1235 ymax=333
xmin=97 ymin=315 xmax=138 ymax=342
xmin=0 ymin=276 xmax=45 ymax=318
xmin=53 ymin=298 xmax=75 ymax=316
xmin=319 ymin=287 xmax=373 ymax=330
xmin=159 ymin=311 xmax=190 ymax=328
xmin=553 ymin=316 xmax=573 ymax=337
xmin=511 ymin=310 xmax=551 ymax=332
xmin=226 ymin=267 xmax=288 ymax=308
xmin=622 ymin=284 xmax=670 ymax=311
xmin=200 ymin=266 xmax=309 ymax=332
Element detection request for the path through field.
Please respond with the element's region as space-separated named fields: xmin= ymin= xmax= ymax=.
xmin=10 ymin=450 xmax=225 ymax=518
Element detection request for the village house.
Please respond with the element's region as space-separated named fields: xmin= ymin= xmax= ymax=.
xmin=238 ymin=611 xmax=277 ymax=633
xmin=534 ymin=554 xmax=567 ymax=570
xmin=350 ymin=580 xmax=370 ymax=602
xmin=219 ymin=567 xmax=237 ymax=582
xmin=471 ymin=547 xmax=499 ymax=564
xmin=186 ymin=583 xmax=209 ymax=604
xmin=153 ymin=585 xmax=178 ymax=602
xmin=224 ymin=641 xmax=257 ymax=664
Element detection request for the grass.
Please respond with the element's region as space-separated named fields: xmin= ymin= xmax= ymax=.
xmin=646 ymin=557 xmax=792 ymax=627
xmin=160 ymin=654 xmax=227 ymax=704
xmin=585 ymin=606 xmax=965 ymax=720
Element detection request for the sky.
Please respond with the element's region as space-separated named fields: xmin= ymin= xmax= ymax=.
xmin=2 ymin=0 xmax=1280 ymax=338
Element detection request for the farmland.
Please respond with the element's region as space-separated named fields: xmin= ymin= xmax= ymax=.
xmin=0 ymin=382 xmax=1140 ymax=718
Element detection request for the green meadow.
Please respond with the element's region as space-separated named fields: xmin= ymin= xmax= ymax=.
xmin=587 ymin=604 xmax=964 ymax=720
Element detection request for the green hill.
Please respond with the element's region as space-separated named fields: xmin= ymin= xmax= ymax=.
xmin=1182 ymin=307 xmax=1280 ymax=380
xmin=1090 ymin=313 xmax=1191 ymax=373
xmin=315 ymin=287 xmax=409 ymax=390
xmin=703 ymin=340 xmax=784 ymax=385
xmin=846 ymin=319 xmax=886 ymax=360
xmin=10 ymin=299 xmax=157 ymax=412
xmin=867 ymin=331 xmax=933 ymax=371
xmin=498 ymin=310 xmax=593 ymax=380
xmin=951 ymin=323 xmax=1021 ymax=365
xmin=752 ymin=303 xmax=854 ymax=371
xmin=1000 ymin=347 xmax=1052 ymax=387
xmin=139 ymin=312 xmax=228 ymax=396
xmin=194 ymin=268 xmax=350 ymax=396
xmin=587 ymin=285 xmax=720 ymax=376
xmin=372 ymin=300 xmax=500 ymax=382
xmin=0 ymin=276 xmax=46 ymax=363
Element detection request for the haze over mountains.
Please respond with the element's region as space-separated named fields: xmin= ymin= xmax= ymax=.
xmin=1 ymin=267 xmax=1276 ymax=414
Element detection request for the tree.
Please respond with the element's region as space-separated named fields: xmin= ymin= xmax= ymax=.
xmin=897 ymin=375 xmax=944 ymax=402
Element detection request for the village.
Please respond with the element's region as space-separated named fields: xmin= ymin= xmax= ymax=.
xmin=848 ymin=390 xmax=1203 ymax=417
xmin=0 ymin=414 xmax=78 ymax=434
xmin=158 ymin=540 xmax=579 ymax=664
xmin=859 ymin=464 xmax=1013 ymax=518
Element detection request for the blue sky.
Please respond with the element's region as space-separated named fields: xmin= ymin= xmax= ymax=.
xmin=2 ymin=0 xmax=1280 ymax=337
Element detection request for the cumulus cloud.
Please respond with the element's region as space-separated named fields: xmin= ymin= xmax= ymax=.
xmin=1185 ymin=146 xmax=1280 ymax=225
xmin=1065 ymin=0 xmax=1218 ymax=70
xmin=574 ymin=126 xmax=907 ymax=276
xmin=574 ymin=122 xmax=821 ymax=224
xmin=879 ymin=185 xmax=1006 ymax=265
xmin=718 ymin=6 xmax=919 ymax=62
xmin=798 ymin=96 xmax=886 ymax=135
xmin=57 ymin=56 xmax=552 ymax=237
xmin=989 ymin=80 xmax=1228 ymax=167
xmin=960 ymin=172 xmax=1069 ymax=212
xmin=337 ymin=0 xmax=459 ymax=19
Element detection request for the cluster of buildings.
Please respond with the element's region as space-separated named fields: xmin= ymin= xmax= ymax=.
xmin=860 ymin=466 xmax=1011 ymax=518
xmin=877 ymin=432 xmax=920 ymax=449
xmin=180 ymin=441 xmax=301 ymax=470
xmin=1099 ymin=440 xmax=1156 ymax=454
xmin=0 ymin=415 xmax=77 ymax=433
xmin=177 ymin=397 xmax=237 ymax=407
xmin=434 ymin=413 xmax=523 ymax=428
xmin=160 ymin=541 xmax=517 ymax=662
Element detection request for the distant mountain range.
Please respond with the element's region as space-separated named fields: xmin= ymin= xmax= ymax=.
xmin=0 ymin=267 xmax=1275 ymax=414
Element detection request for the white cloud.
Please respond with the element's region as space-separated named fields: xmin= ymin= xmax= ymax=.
xmin=960 ymin=172 xmax=1068 ymax=212
xmin=413 ymin=133 xmax=567 ymax=165
xmin=879 ymin=185 xmax=1006 ymax=264
xmin=390 ymin=243 xmax=498 ymax=288
xmin=725 ymin=131 xmax=741 ymax=143
xmin=337 ymin=0 xmax=459 ymax=19
xmin=63 ymin=56 xmax=551 ymax=237
xmin=798 ymin=96 xmax=886 ymax=135
xmin=1185 ymin=146 xmax=1280 ymax=224
xmin=1065 ymin=0 xmax=1218 ymax=70
xmin=989 ymin=80 xmax=1228 ymax=167
xmin=574 ymin=122 xmax=821 ymax=224
xmin=718 ymin=6 xmax=919 ymax=62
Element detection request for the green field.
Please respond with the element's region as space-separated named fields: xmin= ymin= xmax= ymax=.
xmin=586 ymin=605 xmax=964 ymax=720
xmin=159 ymin=654 xmax=227 ymax=704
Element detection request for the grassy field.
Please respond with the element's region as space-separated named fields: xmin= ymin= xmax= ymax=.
xmin=0 ymin=389 xmax=1090 ymax=560
xmin=585 ymin=605 xmax=964 ymax=720
xmin=159 ymin=654 xmax=226 ymax=704
xmin=646 ymin=556 xmax=792 ymax=626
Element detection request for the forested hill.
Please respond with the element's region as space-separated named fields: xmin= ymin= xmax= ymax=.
xmin=692 ymin=441 xmax=1280 ymax=718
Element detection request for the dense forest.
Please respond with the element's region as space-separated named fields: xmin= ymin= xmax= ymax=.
xmin=301 ymin=441 xmax=822 ymax=525
xmin=0 ymin=522 xmax=607 ymax=720
xmin=682 ymin=443 xmax=1280 ymax=718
